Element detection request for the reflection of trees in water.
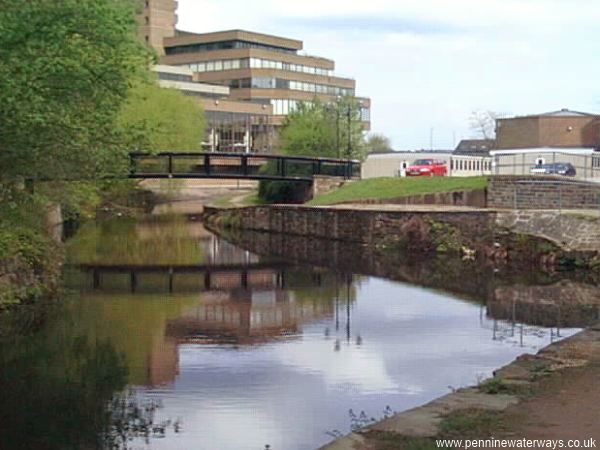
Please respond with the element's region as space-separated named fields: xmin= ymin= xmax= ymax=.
xmin=0 ymin=304 xmax=177 ymax=450
xmin=102 ymin=391 xmax=181 ymax=450
xmin=67 ymin=216 xmax=205 ymax=266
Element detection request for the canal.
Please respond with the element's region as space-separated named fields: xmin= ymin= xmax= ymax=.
xmin=0 ymin=213 xmax=593 ymax=450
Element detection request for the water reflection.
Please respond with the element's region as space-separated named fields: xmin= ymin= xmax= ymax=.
xmin=0 ymin=307 xmax=127 ymax=450
xmin=1 ymin=216 xmax=597 ymax=450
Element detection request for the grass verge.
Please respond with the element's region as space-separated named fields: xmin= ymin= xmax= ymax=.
xmin=309 ymin=177 xmax=488 ymax=206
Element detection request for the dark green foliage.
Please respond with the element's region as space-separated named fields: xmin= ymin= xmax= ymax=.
xmin=0 ymin=306 xmax=128 ymax=449
xmin=258 ymin=98 xmax=365 ymax=203
xmin=279 ymin=98 xmax=366 ymax=160
xmin=0 ymin=0 xmax=150 ymax=181
xmin=257 ymin=161 xmax=312 ymax=203
xmin=0 ymin=188 xmax=61 ymax=307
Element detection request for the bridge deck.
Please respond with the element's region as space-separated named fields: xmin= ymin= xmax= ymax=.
xmin=129 ymin=152 xmax=360 ymax=181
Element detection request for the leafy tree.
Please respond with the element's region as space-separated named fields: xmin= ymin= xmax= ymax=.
xmin=116 ymin=80 xmax=205 ymax=152
xmin=365 ymin=133 xmax=393 ymax=153
xmin=0 ymin=0 xmax=150 ymax=183
xmin=279 ymin=97 xmax=366 ymax=160
xmin=259 ymin=98 xmax=366 ymax=203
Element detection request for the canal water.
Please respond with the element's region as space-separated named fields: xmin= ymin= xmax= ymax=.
xmin=0 ymin=214 xmax=589 ymax=450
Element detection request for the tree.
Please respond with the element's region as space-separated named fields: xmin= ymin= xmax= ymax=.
xmin=259 ymin=98 xmax=366 ymax=203
xmin=116 ymin=81 xmax=205 ymax=152
xmin=0 ymin=0 xmax=150 ymax=182
xmin=279 ymin=97 xmax=366 ymax=160
xmin=469 ymin=110 xmax=500 ymax=140
xmin=365 ymin=133 xmax=393 ymax=153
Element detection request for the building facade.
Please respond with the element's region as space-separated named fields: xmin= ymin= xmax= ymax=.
xmin=496 ymin=109 xmax=600 ymax=150
xmin=152 ymin=65 xmax=274 ymax=152
xmin=159 ymin=29 xmax=371 ymax=129
xmin=137 ymin=4 xmax=371 ymax=153
xmin=137 ymin=0 xmax=178 ymax=56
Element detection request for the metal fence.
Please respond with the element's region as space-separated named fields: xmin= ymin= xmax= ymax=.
xmin=493 ymin=151 xmax=600 ymax=182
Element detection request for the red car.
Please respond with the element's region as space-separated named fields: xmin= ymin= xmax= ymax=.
xmin=406 ymin=158 xmax=447 ymax=177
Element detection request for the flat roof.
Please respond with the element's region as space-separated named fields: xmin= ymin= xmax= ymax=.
xmin=158 ymin=79 xmax=230 ymax=95
xmin=490 ymin=147 xmax=596 ymax=156
xmin=500 ymin=108 xmax=600 ymax=120
xmin=166 ymin=29 xmax=303 ymax=51
xmin=152 ymin=64 xmax=193 ymax=76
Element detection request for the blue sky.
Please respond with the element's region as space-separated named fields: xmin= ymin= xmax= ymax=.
xmin=177 ymin=0 xmax=600 ymax=149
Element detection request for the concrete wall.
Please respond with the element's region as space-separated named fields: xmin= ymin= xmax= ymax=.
xmin=311 ymin=175 xmax=348 ymax=198
xmin=488 ymin=176 xmax=600 ymax=210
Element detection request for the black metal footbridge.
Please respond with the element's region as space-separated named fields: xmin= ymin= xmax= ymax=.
xmin=128 ymin=152 xmax=361 ymax=182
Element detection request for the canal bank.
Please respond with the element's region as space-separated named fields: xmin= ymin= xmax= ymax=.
xmin=319 ymin=321 xmax=600 ymax=450
xmin=203 ymin=204 xmax=600 ymax=268
xmin=9 ymin=211 xmax=586 ymax=450
xmin=202 ymin=204 xmax=600 ymax=449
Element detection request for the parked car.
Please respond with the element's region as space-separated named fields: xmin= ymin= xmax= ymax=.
xmin=406 ymin=159 xmax=447 ymax=177
xmin=530 ymin=162 xmax=576 ymax=176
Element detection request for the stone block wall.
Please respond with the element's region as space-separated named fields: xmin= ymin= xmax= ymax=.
xmin=496 ymin=210 xmax=600 ymax=251
xmin=311 ymin=175 xmax=350 ymax=198
xmin=488 ymin=176 xmax=600 ymax=209
xmin=336 ymin=189 xmax=487 ymax=208
xmin=204 ymin=205 xmax=496 ymax=250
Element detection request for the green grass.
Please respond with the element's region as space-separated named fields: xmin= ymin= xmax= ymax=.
xmin=308 ymin=177 xmax=488 ymax=205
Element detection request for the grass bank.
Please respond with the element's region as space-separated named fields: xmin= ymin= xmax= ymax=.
xmin=309 ymin=176 xmax=488 ymax=205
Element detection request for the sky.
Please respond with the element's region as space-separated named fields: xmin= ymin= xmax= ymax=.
xmin=176 ymin=0 xmax=600 ymax=150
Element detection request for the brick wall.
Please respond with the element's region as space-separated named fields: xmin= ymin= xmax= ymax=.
xmin=496 ymin=116 xmax=600 ymax=149
xmin=488 ymin=176 xmax=600 ymax=209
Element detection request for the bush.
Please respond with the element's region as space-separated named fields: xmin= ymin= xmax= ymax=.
xmin=0 ymin=188 xmax=62 ymax=307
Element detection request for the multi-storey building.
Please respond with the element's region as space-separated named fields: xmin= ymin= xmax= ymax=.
xmin=137 ymin=1 xmax=371 ymax=152
xmin=160 ymin=30 xmax=371 ymax=129
xmin=496 ymin=109 xmax=600 ymax=150
xmin=137 ymin=0 xmax=178 ymax=56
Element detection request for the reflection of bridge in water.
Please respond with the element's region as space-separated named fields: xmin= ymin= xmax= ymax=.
xmin=73 ymin=263 xmax=336 ymax=294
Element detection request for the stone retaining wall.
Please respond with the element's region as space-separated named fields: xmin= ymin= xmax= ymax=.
xmin=496 ymin=210 xmax=600 ymax=251
xmin=205 ymin=205 xmax=496 ymax=251
xmin=204 ymin=205 xmax=600 ymax=263
xmin=488 ymin=175 xmax=600 ymax=209
xmin=334 ymin=188 xmax=487 ymax=208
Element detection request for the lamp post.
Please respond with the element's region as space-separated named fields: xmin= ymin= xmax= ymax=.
xmin=346 ymin=105 xmax=352 ymax=160
xmin=262 ymin=103 xmax=271 ymax=153
xmin=212 ymin=100 xmax=219 ymax=152
xmin=335 ymin=95 xmax=341 ymax=159
xmin=345 ymin=100 xmax=363 ymax=160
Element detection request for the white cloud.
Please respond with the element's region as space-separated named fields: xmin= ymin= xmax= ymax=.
xmin=177 ymin=0 xmax=600 ymax=148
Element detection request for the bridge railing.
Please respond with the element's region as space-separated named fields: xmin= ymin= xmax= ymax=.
xmin=129 ymin=152 xmax=360 ymax=181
